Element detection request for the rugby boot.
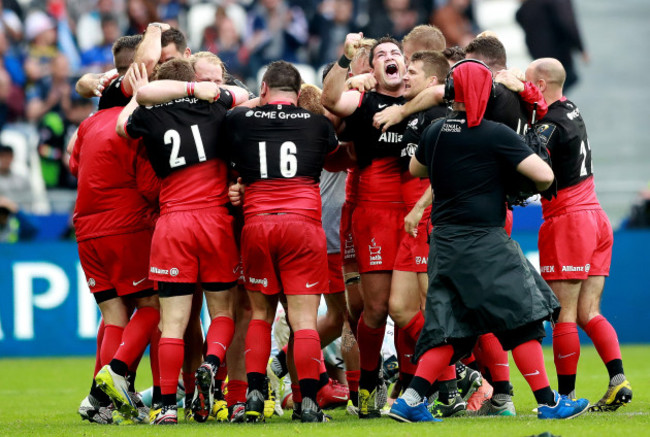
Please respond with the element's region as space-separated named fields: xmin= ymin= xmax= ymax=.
xmin=590 ymin=376 xmax=632 ymax=412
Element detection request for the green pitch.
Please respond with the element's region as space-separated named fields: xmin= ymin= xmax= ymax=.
xmin=1 ymin=345 xmax=648 ymax=436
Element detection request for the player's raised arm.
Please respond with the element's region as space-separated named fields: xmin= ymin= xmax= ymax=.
xmin=321 ymin=32 xmax=365 ymax=117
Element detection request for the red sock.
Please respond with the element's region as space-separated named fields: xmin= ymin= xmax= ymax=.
xmin=461 ymin=352 xmax=476 ymax=366
xmin=511 ymin=340 xmax=550 ymax=392
xmin=293 ymin=329 xmax=321 ymax=382
xmin=114 ymin=307 xmax=159 ymax=367
xmin=159 ymin=337 xmax=184 ymax=396
xmin=100 ymin=324 xmax=124 ymax=367
xmin=206 ymin=316 xmax=235 ymax=363
xmin=245 ymin=319 xmax=272 ymax=374
xmin=150 ymin=328 xmax=161 ymax=388
xmin=396 ymin=324 xmax=418 ymax=375
xmin=282 ymin=343 xmax=289 ymax=354
xmin=402 ymin=311 xmax=424 ymax=343
xmin=553 ymin=322 xmax=580 ymax=375
xmin=346 ymin=370 xmax=360 ymax=392
xmin=216 ymin=360 xmax=228 ymax=381
xmin=291 ymin=383 xmax=302 ymax=403
xmin=479 ymin=333 xmax=510 ymax=382
xmin=414 ymin=344 xmax=455 ymax=384
xmin=584 ymin=315 xmax=622 ymax=364
xmin=225 ymin=379 xmax=247 ymax=407
xmin=439 ymin=364 xmax=456 ymax=382
xmin=319 ymin=349 xmax=327 ymax=375
xmin=94 ymin=320 xmax=105 ymax=377
xmin=183 ymin=371 xmax=195 ymax=396
xmin=357 ymin=314 xmax=386 ymax=371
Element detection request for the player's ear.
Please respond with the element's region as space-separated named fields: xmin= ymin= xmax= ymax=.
xmin=260 ymin=81 xmax=268 ymax=98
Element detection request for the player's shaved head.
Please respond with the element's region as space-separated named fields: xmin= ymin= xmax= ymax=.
xmin=527 ymin=58 xmax=566 ymax=88
xmin=153 ymin=58 xmax=195 ymax=82
xmin=297 ymin=84 xmax=325 ymax=115
xmin=262 ymin=61 xmax=301 ymax=94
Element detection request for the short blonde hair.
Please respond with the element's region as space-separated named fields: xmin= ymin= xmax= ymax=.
xmin=190 ymin=51 xmax=227 ymax=75
xmin=297 ymin=84 xmax=324 ymax=115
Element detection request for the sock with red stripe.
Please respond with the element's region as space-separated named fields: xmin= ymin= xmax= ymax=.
xmin=293 ymin=329 xmax=322 ymax=402
xmin=401 ymin=311 xmax=424 ymax=343
xmin=479 ymin=333 xmax=510 ymax=392
xmin=357 ymin=314 xmax=386 ymax=390
xmin=94 ymin=320 xmax=105 ymax=377
xmin=205 ymin=316 xmax=235 ymax=367
xmin=100 ymin=324 xmax=124 ymax=368
xmin=149 ymin=328 xmax=162 ymax=404
xmin=111 ymin=307 xmax=159 ymax=375
xmin=401 ymin=344 xmax=454 ymax=404
xmin=159 ymin=337 xmax=185 ymax=407
xmin=553 ymin=322 xmax=580 ymax=395
xmin=511 ymin=339 xmax=554 ymax=405
xmin=245 ymin=319 xmax=272 ymax=394
xmin=584 ymin=315 xmax=625 ymax=379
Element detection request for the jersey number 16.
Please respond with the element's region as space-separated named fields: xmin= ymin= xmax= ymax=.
xmin=258 ymin=141 xmax=297 ymax=178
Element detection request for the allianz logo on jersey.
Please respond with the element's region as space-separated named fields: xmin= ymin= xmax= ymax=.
xmin=245 ymin=109 xmax=311 ymax=120
xmin=378 ymin=132 xmax=402 ymax=143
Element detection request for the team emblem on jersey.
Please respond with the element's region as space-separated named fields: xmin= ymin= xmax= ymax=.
xmin=408 ymin=118 xmax=418 ymax=129
xmin=535 ymin=124 xmax=556 ymax=145
xmin=88 ymin=278 xmax=96 ymax=287
xmin=245 ymin=110 xmax=254 ymax=117
xmin=369 ymin=238 xmax=383 ymax=266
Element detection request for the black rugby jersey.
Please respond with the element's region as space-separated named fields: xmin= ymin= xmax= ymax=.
xmin=98 ymin=76 xmax=131 ymax=110
xmin=535 ymin=98 xmax=591 ymax=190
xmin=400 ymin=105 xmax=447 ymax=171
xmin=485 ymin=83 xmax=529 ymax=136
xmin=225 ymin=103 xmax=338 ymax=184
xmin=125 ymin=90 xmax=234 ymax=178
xmin=344 ymin=91 xmax=409 ymax=169
xmin=416 ymin=112 xmax=532 ymax=227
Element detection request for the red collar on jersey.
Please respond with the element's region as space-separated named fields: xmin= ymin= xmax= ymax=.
xmin=268 ymin=100 xmax=295 ymax=106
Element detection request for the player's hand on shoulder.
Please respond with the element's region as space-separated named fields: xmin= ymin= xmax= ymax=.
xmin=346 ymin=73 xmax=376 ymax=93
xmin=495 ymin=69 xmax=524 ymax=92
xmin=195 ymin=82 xmax=221 ymax=102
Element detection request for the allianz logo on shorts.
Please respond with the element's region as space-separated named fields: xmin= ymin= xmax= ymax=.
xmin=561 ymin=264 xmax=590 ymax=273
xmin=150 ymin=266 xmax=180 ymax=276
xmin=249 ymin=277 xmax=268 ymax=287
xmin=369 ymin=238 xmax=383 ymax=266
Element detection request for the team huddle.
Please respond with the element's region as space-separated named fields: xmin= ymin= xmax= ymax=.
xmin=70 ymin=21 xmax=632 ymax=426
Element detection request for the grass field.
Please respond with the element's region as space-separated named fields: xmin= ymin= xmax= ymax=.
xmin=1 ymin=345 xmax=648 ymax=436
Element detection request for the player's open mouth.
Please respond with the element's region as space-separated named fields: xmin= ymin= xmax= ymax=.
xmin=385 ymin=63 xmax=399 ymax=78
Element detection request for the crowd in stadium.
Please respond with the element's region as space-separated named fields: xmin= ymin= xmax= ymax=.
xmin=0 ymin=0 xmax=633 ymax=428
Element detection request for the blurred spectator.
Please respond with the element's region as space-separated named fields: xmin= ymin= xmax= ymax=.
xmin=158 ymin=0 xmax=186 ymax=29
xmin=202 ymin=13 xmax=248 ymax=81
xmin=0 ymin=195 xmax=37 ymax=242
xmin=25 ymin=53 xmax=91 ymax=188
xmin=125 ymin=0 xmax=159 ymax=35
xmin=0 ymin=0 xmax=22 ymax=42
xmin=80 ymin=14 xmax=120 ymax=73
xmin=310 ymin=0 xmax=359 ymax=68
xmin=364 ymin=0 xmax=424 ymax=40
xmin=245 ymin=0 xmax=309 ymax=78
xmin=23 ymin=10 xmax=59 ymax=84
xmin=0 ymin=29 xmax=24 ymax=121
xmin=76 ymin=0 xmax=125 ymax=52
xmin=0 ymin=141 xmax=32 ymax=208
xmin=516 ymin=0 xmax=588 ymax=92
xmin=624 ymin=187 xmax=650 ymax=229
xmin=431 ymin=0 xmax=476 ymax=48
